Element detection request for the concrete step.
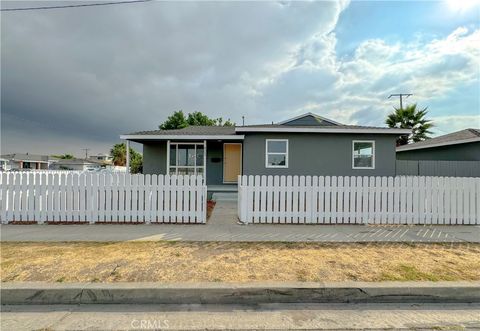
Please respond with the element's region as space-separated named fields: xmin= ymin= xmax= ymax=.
xmin=212 ymin=192 xmax=238 ymax=201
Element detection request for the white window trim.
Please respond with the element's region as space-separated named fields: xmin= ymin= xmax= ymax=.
xmin=265 ymin=139 xmax=289 ymax=168
xmin=352 ymin=140 xmax=375 ymax=170
xmin=167 ymin=141 xmax=206 ymax=176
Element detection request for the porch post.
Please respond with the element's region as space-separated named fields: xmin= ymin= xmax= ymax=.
xmin=203 ymin=140 xmax=207 ymax=184
xmin=125 ymin=139 xmax=130 ymax=173
xmin=166 ymin=140 xmax=170 ymax=175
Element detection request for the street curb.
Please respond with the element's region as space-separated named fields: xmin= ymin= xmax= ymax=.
xmin=1 ymin=281 xmax=479 ymax=305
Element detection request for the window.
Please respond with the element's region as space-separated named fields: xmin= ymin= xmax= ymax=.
xmin=265 ymin=139 xmax=288 ymax=168
xmin=168 ymin=142 xmax=205 ymax=176
xmin=352 ymin=140 xmax=375 ymax=169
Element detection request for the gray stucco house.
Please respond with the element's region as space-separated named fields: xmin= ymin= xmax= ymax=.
xmin=396 ymin=128 xmax=480 ymax=161
xmin=121 ymin=113 xmax=410 ymax=190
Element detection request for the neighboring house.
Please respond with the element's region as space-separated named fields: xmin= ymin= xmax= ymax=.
xmin=0 ymin=157 xmax=8 ymax=171
xmin=121 ymin=113 xmax=410 ymax=188
xmin=0 ymin=153 xmax=50 ymax=170
xmin=49 ymin=158 xmax=103 ymax=171
xmin=396 ymin=128 xmax=480 ymax=161
xmin=88 ymin=153 xmax=114 ymax=165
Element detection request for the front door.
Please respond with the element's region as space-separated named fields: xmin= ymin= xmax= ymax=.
xmin=223 ymin=143 xmax=242 ymax=183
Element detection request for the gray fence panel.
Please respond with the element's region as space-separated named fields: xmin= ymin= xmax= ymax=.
xmin=396 ymin=160 xmax=480 ymax=177
xmin=396 ymin=160 xmax=419 ymax=176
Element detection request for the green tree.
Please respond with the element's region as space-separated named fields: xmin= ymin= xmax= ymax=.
xmin=386 ymin=104 xmax=434 ymax=146
xmin=186 ymin=111 xmax=216 ymax=126
xmin=110 ymin=143 xmax=143 ymax=174
xmin=159 ymin=111 xmax=189 ymax=130
xmin=159 ymin=110 xmax=235 ymax=129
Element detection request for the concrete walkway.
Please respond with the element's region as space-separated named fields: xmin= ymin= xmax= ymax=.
xmin=2 ymin=223 xmax=478 ymax=242
xmin=1 ymin=201 xmax=479 ymax=243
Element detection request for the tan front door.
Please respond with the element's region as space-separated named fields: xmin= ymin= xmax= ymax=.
xmin=223 ymin=143 xmax=242 ymax=183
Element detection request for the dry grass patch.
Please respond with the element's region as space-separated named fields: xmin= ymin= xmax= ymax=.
xmin=1 ymin=242 xmax=479 ymax=283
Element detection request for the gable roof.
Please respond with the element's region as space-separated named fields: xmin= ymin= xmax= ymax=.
xmin=396 ymin=128 xmax=480 ymax=152
xmin=277 ymin=112 xmax=342 ymax=126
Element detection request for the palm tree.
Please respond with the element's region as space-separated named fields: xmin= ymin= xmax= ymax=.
xmin=386 ymin=104 xmax=434 ymax=146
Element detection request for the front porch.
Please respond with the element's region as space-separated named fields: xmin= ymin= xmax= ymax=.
xmin=163 ymin=139 xmax=243 ymax=188
xmin=122 ymin=126 xmax=244 ymax=185
xmin=207 ymin=184 xmax=238 ymax=192
xmin=207 ymin=184 xmax=238 ymax=201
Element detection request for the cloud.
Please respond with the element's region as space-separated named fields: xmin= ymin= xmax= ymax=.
xmin=1 ymin=1 xmax=478 ymax=155
xmin=1 ymin=1 xmax=348 ymax=154
xmin=254 ymin=26 xmax=480 ymax=131
xmin=432 ymin=115 xmax=480 ymax=135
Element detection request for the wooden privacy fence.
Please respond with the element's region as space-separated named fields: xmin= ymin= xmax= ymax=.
xmin=237 ymin=175 xmax=480 ymax=225
xmin=0 ymin=173 xmax=207 ymax=224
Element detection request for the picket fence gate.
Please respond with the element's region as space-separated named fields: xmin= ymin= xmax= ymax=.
xmin=0 ymin=173 xmax=207 ymax=224
xmin=237 ymin=175 xmax=480 ymax=225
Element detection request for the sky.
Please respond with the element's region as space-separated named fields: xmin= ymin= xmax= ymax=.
xmin=1 ymin=0 xmax=479 ymax=156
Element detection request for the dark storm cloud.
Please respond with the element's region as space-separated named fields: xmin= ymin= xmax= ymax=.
xmin=1 ymin=1 xmax=344 ymax=154
xmin=2 ymin=1 xmax=479 ymax=154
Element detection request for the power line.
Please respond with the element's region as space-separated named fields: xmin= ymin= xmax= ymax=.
xmin=1 ymin=0 xmax=152 ymax=12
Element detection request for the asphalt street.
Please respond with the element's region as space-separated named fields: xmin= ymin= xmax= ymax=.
xmin=2 ymin=302 xmax=480 ymax=330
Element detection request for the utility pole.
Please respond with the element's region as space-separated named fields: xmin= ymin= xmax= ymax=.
xmin=82 ymin=148 xmax=90 ymax=159
xmin=242 ymin=116 xmax=245 ymax=126
xmin=388 ymin=93 xmax=412 ymax=109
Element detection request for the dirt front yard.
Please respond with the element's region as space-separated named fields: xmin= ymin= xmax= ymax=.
xmin=1 ymin=242 xmax=479 ymax=283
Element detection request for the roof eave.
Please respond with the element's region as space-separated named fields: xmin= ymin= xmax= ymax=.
xmin=234 ymin=127 xmax=411 ymax=134
xmin=12 ymin=159 xmax=49 ymax=163
xmin=396 ymin=137 xmax=480 ymax=152
xmin=120 ymin=134 xmax=244 ymax=141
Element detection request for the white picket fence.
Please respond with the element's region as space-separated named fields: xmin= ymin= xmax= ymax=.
xmin=237 ymin=175 xmax=480 ymax=225
xmin=0 ymin=173 xmax=207 ymax=224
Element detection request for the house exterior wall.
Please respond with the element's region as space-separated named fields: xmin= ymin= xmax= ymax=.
xmin=140 ymin=133 xmax=398 ymax=178
xmin=396 ymin=141 xmax=480 ymax=161
xmin=3 ymin=161 xmax=48 ymax=170
xmin=242 ymin=133 xmax=398 ymax=177
xmin=142 ymin=141 xmax=168 ymax=175
xmin=7 ymin=161 xmax=21 ymax=170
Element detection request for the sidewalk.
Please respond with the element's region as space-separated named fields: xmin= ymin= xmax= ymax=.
xmin=2 ymin=201 xmax=479 ymax=243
